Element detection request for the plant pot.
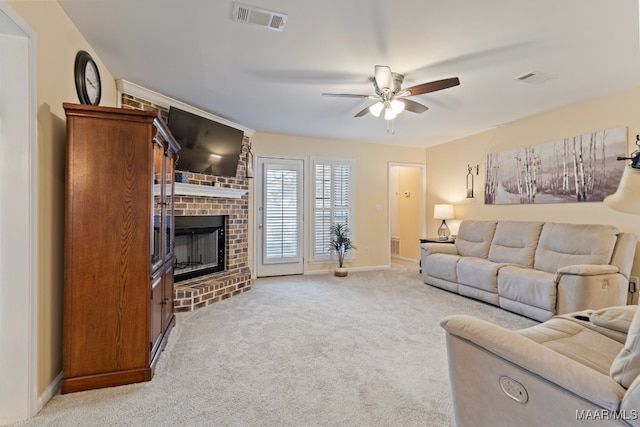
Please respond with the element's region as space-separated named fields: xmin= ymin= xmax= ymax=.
xmin=334 ymin=267 xmax=348 ymax=277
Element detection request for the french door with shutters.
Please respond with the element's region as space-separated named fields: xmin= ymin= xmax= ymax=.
xmin=255 ymin=157 xmax=304 ymax=277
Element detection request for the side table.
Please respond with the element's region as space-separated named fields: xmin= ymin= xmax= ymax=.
xmin=419 ymin=237 xmax=456 ymax=244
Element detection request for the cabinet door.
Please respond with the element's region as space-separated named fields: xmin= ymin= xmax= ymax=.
xmin=150 ymin=270 xmax=163 ymax=357
xmin=151 ymin=139 xmax=164 ymax=272
xmin=163 ymin=263 xmax=175 ymax=330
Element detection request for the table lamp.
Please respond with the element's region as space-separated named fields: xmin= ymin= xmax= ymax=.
xmin=434 ymin=204 xmax=454 ymax=241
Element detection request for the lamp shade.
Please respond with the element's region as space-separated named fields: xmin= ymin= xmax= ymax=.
xmin=369 ymin=101 xmax=384 ymax=117
xmin=383 ymin=107 xmax=397 ymax=121
xmin=604 ymin=165 xmax=640 ymax=214
xmin=434 ymin=204 xmax=454 ymax=220
xmin=390 ymin=99 xmax=405 ymax=114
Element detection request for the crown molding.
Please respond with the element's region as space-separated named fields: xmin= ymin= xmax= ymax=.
xmin=116 ymin=79 xmax=255 ymax=136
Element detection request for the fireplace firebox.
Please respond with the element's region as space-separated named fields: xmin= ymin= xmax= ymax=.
xmin=174 ymin=215 xmax=225 ymax=282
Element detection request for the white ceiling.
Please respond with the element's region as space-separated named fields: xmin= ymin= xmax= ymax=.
xmin=58 ymin=0 xmax=640 ymax=148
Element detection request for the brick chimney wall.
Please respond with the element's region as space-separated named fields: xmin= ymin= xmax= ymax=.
xmin=121 ymin=94 xmax=252 ymax=311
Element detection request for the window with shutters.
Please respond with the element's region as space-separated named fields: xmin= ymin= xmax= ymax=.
xmin=263 ymin=162 xmax=301 ymax=264
xmin=311 ymin=158 xmax=354 ymax=261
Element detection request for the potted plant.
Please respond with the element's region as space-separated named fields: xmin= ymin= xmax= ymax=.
xmin=330 ymin=222 xmax=356 ymax=277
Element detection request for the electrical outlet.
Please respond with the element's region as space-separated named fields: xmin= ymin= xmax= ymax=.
xmin=630 ymin=276 xmax=638 ymax=293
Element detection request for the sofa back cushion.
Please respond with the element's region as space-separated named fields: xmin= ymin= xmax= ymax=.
xmin=455 ymin=220 xmax=497 ymax=258
xmin=610 ymin=305 xmax=640 ymax=389
xmin=488 ymin=221 xmax=544 ymax=268
xmin=533 ymin=223 xmax=619 ymax=274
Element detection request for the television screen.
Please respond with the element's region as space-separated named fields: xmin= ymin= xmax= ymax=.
xmin=167 ymin=107 xmax=244 ymax=177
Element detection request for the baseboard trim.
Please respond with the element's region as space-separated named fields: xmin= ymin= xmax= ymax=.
xmin=347 ymin=265 xmax=391 ymax=272
xmin=391 ymin=255 xmax=419 ymax=264
xmin=305 ymin=265 xmax=391 ymax=275
xmin=37 ymin=372 xmax=61 ymax=413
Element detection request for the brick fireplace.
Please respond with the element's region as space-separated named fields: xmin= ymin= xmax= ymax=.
xmin=121 ymin=92 xmax=252 ymax=311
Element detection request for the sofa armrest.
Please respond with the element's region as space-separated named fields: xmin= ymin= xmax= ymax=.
xmin=420 ymin=242 xmax=459 ymax=256
xmin=554 ymin=264 xmax=619 ymax=283
xmin=440 ymin=314 xmax=626 ymax=411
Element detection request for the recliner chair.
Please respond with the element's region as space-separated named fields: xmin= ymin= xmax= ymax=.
xmin=440 ymin=305 xmax=640 ymax=426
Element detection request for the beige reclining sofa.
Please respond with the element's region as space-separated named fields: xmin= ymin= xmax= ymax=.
xmin=441 ymin=305 xmax=640 ymax=426
xmin=420 ymin=220 xmax=637 ymax=321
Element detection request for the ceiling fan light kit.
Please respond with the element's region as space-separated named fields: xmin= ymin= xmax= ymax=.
xmin=384 ymin=106 xmax=397 ymax=121
xmin=369 ymin=101 xmax=384 ymax=117
xmin=323 ymin=65 xmax=460 ymax=129
xmin=389 ymin=99 xmax=405 ymax=115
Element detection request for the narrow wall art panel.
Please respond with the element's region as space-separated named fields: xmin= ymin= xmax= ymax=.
xmin=484 ymin=126 xmax=627 ymax=204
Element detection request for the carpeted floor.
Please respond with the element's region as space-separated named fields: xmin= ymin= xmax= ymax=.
xmin=16 ymin=263 xmax=536 ymax=427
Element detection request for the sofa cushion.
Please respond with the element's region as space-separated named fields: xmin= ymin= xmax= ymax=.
xmin=424 ymin=253 xmax=460 ymax=282
xmin=497 ymin=266 xmax=557 ymax=312
xmin=488 ymin=221 xmax=543 ymax=268
xmin=454 ymin=220 xmax=497 ymax=258
xmin=591 ymin=305 xmax=637 ymax=335
xmin=456 ymin=258 xmax=505 ymax=293
xmin=534 ymin=223 xmax=619 ymax=274
xmin=610 ymin=305 xmax=640 ymax=388
xmin=554 ymin=309 xmax=629 ymax=344
xmin=518 ymin=317 xmax=624 ymax=375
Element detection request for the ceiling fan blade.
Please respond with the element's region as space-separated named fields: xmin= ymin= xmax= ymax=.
xmin=374 ymin=65 xmax=393 ymax=91
xmin=322 ymin=93 xmax=371 ymax=98
xmin=401 ymin=77 xmax=460 ymax=96
xmin=401 ymin=99 xmax=429 ymax=114
xmin=354 ymin=105 xmax=373 ymax=117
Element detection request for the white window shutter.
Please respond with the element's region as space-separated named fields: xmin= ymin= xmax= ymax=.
xmin=311 ymin=158 xmax=354 ymax=261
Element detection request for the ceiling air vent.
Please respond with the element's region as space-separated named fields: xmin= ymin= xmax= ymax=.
xmin=231 ymin=2 xmax=288 ymax=32
xmin=514 ymin=71 xmax=555 ymax=85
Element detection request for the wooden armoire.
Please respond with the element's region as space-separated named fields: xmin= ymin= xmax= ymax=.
xmin=62 ymin=103 xmax=180 ymax=394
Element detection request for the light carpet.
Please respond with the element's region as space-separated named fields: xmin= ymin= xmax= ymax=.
xmin=16 ymin=263 xmax=536 ymax=427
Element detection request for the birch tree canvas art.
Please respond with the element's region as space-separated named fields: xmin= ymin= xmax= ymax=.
xmin=485 ymin=127 xmax=626 ymax=204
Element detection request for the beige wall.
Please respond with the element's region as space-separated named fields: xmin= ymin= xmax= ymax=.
xmin=250 ymin=133 xmax=426 ymax=272
xmin=425 ymin=86 xmax=640 ymax=303
xmin=9 ymin=0 xmax=117 ymax=395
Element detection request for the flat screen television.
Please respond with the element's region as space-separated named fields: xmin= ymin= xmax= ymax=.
xmin=167 ymin=107 xmax=245 ymax=177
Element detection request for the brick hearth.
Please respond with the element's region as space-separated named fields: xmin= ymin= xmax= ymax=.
xmin=122 ymin=93 xmax=252 ymax=311
xmin=174 ymin=269 xmax=251 ymax=311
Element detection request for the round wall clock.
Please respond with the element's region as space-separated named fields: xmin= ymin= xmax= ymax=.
xmin=74 ymin=50 xmax=101 ymax=105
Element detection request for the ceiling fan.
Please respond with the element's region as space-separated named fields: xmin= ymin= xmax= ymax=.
xmin=322 ymin=65 xmax=460 ymax=121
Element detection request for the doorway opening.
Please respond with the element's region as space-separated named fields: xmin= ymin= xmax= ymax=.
xmin=388 ymin=163 xmax=425 ymax=265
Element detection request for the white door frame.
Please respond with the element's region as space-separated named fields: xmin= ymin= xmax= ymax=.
xmin=388 ymin=162 xmax=426 ymax=265
xmin=0 ymin=2 xmax=38 ymax=423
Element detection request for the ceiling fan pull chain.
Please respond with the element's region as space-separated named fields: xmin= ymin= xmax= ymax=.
xmin=386 ymin=119 xmax=396 ymax=134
